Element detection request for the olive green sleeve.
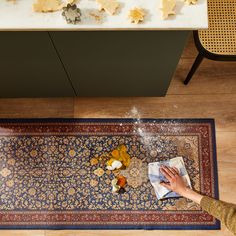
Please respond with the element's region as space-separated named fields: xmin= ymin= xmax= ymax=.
xmin=200 ymin=196 xmax=236 ymax=235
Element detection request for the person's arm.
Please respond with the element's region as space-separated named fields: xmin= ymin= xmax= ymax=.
xmin=200 ymin=196 xmax=236 ymax=234
xmin=160 ymin=166 xmax=236 ymax=235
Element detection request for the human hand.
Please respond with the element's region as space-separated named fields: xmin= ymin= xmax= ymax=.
xmin=159 ymin=165 xmax=204 ymax=204
xmin=159 ymin=166 xmax=189 ymax=196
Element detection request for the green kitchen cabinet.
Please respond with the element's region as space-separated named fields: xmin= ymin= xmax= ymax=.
xmin=0 ymin=32 xmax=75 ymax=98
xmin=50 ymin=31 xmax=189 ymax=96
xmin=0 ymin=31 xmax=189 ymax=97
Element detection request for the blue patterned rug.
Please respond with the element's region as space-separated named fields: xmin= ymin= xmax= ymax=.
xmin=0 ymin=118 xmax=219 ymax=230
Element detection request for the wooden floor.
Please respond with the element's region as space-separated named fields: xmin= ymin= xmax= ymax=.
xmin=0 ymin=34 xmax=236 ymax=236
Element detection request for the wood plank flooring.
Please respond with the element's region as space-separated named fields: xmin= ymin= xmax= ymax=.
xmin=0 ymin=33 xmax=236 ymax=236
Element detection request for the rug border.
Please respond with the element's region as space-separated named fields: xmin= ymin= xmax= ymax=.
xmin=0 ymin=117 xmax=219 ymax=124
xmin=0 ymin=118 xmax=220 ymax=230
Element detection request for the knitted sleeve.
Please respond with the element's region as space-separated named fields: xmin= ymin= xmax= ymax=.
xmin=200 ymin=196 xmax=236 ymax=235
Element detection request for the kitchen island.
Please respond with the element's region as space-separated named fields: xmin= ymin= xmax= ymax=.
xmin=0 ymin=0 xmax=208 ymax=97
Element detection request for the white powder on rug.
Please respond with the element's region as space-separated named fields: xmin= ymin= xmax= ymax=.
xmin=124 ymin=106 xmax=181 ymax=157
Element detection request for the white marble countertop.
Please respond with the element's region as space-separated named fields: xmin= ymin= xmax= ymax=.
xmin=0 ymin=0 xmax=208 ymax=30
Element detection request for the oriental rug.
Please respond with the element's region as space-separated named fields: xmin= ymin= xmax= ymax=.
xmin=0 ymin=118 xmax=219 ymax=230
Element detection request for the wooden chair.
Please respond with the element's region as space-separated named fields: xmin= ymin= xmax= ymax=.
xmin=184 ymin=0 xmax=236 ymax=85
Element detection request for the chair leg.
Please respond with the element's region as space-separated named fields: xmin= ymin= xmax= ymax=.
xmin=184 ymin=53 xmax=204 ymax=85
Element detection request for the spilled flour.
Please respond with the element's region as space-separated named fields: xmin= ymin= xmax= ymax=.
xmin=125 ymin=106 xmax=180 ymax=158
xmin=125 ymin=107 xmax=160 ymax=157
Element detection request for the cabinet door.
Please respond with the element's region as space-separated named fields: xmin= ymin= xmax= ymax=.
xmin=0 ymin=32 xmax=75 ymax=98
xmin=50 ymin=31 xmax=189 ymax=97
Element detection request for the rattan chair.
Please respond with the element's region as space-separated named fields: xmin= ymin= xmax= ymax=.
xmin=184 ymin=0 xmax=236 ymax=85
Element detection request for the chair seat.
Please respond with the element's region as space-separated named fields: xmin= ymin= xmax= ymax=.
xmin=198 ymin=0 xmax=236 ymax=56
